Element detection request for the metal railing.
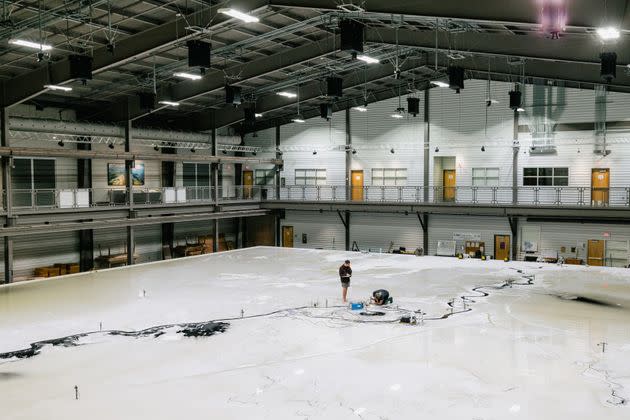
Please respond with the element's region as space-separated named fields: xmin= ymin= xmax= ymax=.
xmin=3 ymin=185 xmax=629 ymax=211
xmin=4 ymin=185 xmax=268 ymax=211
xmin=270 ymin=185 xmax=630 ymax=207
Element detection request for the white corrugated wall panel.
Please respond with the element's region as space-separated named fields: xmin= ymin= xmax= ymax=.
xmin=282 ymin=211 xmax=345 ymax=250
xmin=429 ymin=80 xmax=514 ymax=190
xmin=281 ymin=110 xmax=346 ymax=186
xmin=13 ymin=231 xmax=79 ymax=278
xmin=428 ymin=215 xmax=511 ymax=257
xmin=520 ymin=220 xmax=630 ymax=264
xmin=350 ymin=213 xmax=423 ymax=252
xmin=350 ymin=95 xmax=424 ymax=187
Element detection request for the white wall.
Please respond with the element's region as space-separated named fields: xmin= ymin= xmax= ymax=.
xmin=281 ymin=211 xmax=345 ymax=250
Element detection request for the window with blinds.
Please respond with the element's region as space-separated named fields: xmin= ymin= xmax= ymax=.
xmin=295 ymin=169 xmax=326 ymax=185
xmin=472 ymin=168 xmax=500 ymax=186
xmin=371 ymin=168 xmax=407 ymax=186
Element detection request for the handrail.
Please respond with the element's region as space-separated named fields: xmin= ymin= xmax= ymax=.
xmin=2 ymin=185 xmax=629 ymax=212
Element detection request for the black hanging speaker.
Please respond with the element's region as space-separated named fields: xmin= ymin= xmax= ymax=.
xmin=225 ymin=85 xmax=242 ymax=105
xmin=69 ymin=55 xmax=93 ymax=80
xmin=339 ymin=19 xmax=364 ymax=53
xmin=448 ymin=66 xmax=465 ymax=92
xmin=327 ymin=77 xmax=343 ymax=98
xmin=407 ymin=97 xmax=420 ymax=116
xmin=509 ymin=90 xmax=522 ymax=109
xmin=187 ymin=40 xmax=211 ymax=68
xmin=600 ymin=52 xmax=617 ymax=82
xmin=139 ymin=92 xmax=156 ymax=110
xmin=320 ymin=103 xmax=332 ymax=120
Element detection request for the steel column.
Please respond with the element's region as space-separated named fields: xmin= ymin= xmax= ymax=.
xmin=77 ymin=140 xmax=94 ymax=272
xmin=124 ymin=120 xmax=135 ymax=266
xmin=275 ymin=124 xmax=281 ymax=200
xmin=1 ymin=108 xmax=12 ymax=283
xmin=513 ymin=109 xmax=519 ymax=205
xmin=345 ymin=107 xmax=351 ymax=201
xmin=423 ymin=89 xmax=430 ymax=202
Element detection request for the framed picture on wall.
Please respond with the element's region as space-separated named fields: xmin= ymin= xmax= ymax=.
xmin=107 ymin=162 xmax=145 ymax=186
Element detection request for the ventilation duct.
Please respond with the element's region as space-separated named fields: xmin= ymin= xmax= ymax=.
xmin=6 ymin=117 xmax=241 ymax=144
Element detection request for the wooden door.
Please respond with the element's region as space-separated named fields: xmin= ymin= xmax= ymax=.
xmin=587 ymin=239 xmax=605 ymax=266
xmin=443 ymin=169 xmax=456 ymax=202
xmin=243 ymin=170 xmax=254 ymax=199
xmin=494 ymin=235 xmax=510 ymax=261
xmin=351 ymin=170 xmax=364 ymax=201
xmin=591 ymin=169 xmax=609 ymax=206
xmin=282 ymin=226 xmax=294 ymax=248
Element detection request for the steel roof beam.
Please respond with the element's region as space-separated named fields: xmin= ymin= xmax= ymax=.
xmin=0 ymin=0 xmax=269 ymax=107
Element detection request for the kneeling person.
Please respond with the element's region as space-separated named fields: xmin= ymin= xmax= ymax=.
xmin=371 ymin=289 xmax=392 ymax=306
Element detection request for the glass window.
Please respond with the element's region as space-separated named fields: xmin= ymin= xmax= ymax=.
xmin=523 ymin=167 xmax=568 ymax=186
xmin=183 ymin=163 xmax=211 ymax=200
xmin=12 ymin=158 xmax=56 ymax=207
xmin=471 ymin=167 xmax=499 ymax=187
xmin=255 ymin=169 xmax=275 ymax=185
xmin=371 ymin=168 xmax=407 ymax=186
xmin=295 ymin=169 xmax=326 ymax=185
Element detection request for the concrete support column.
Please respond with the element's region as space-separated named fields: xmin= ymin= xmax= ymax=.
xmin=1 ymin=107 xmax=13 ymax=283
xmin=509 ymin=217 xmax=519 ymax=261
xmin=512 ymin=109 xmax=520 ymax=205
xmin=423 ymin=89 xmax=430 ymax=202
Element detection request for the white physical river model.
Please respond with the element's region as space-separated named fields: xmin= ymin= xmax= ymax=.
xmin=1 ymin=247 xmax=629 ymax=419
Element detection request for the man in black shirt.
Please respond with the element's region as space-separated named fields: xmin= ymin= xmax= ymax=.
xmin=339 ymin=260 xmax=352 ymax=303
xmin=371 ymin=289 xmax=392 ymax=306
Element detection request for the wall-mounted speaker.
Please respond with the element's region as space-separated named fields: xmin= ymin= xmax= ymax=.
xmin=327 ymin=77 xmax=343 ymax=98
xmin=340 ymin=19 xmax=364 ymax=53
xmin=69 ymin=55 xmax=93 ymax=80
xmin=320 ymin=103 xmax=333 ymax=120
xmin=600 ymin=52 xmax=617 ymax=82
xmin=448 ymin=66 xmax=465 ymax=93
xmin=226 ymin=85 xmax=242 ymax=105
xmin=187 ymin=40 xmax=211 ymax=68
xmin=509 ymin=90 xmax=522 ymax=109
xmin=407 ymin=97 xmax=420 ymax=116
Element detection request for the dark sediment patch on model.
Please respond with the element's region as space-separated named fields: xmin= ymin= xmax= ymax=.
xmin=557 ymin=295 xmax=621 ymax=308
xmin=0 ymin=322 xmax=229 ymax=362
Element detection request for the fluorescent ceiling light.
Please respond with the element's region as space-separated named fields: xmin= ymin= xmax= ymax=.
xmin=277 ymin=91 xmax=297 ymax=98
xmin=218 ymin=8 xmax=259 ymax=23
xmin=596 ymin=26 xmax=620 ymax=40
xmin=517 ymin=107 xmax=525 ymax=112
xmin=353 ymin=105 xmax=368 ymax=112
xmin=391 ymin=112 xmax=404 ymax=119
xmin=292 ymin=115 xmax=306 ymax=123
xmin=9 ymin=39 xmax=52 ymax=51
xmin=486 ymin=99 xmax=499 ymax=104
xmin=431 ymin=81 xmax=449 ymax=88
xmin=255 ymin=113 xmax=263 ymax=118
xmin=44 ymin=84 xmax=72 ymax=92
xmin=159 ymin=100 xmax=180 ymax=106
xmin=174 ymin=72 xmax=202 ymax=80
xmin=357 ymin=55 xmax=380 ymax=64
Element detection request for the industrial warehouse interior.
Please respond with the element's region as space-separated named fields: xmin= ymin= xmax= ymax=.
xmin=1 ymin=0 xmax=630 ymax=418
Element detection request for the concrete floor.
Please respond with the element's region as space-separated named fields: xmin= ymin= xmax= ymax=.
xmin=0 ymin=247 xmax=629 ymax=419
